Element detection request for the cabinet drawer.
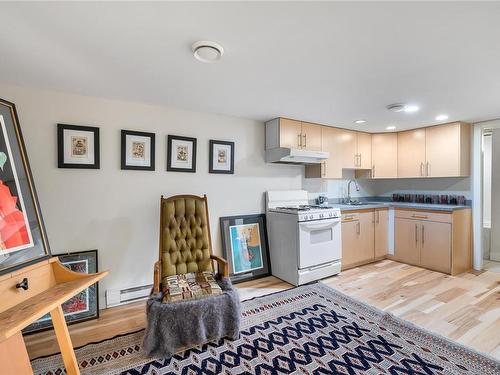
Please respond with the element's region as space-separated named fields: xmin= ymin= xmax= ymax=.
xmin=341 ymin=212 xmax=359 ymax=222
xmin=394 ymin=209 xmax=452 ymax=223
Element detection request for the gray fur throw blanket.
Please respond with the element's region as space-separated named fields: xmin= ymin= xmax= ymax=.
xmin=143 ymin=277 xmax=241 ymax=358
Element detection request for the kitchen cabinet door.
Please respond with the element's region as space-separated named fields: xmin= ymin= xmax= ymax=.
xmin=301 ymin=122 xmax=322 ymax=151
xmin=356 ymin=132 xmax=372 ymax=169
xmin=358 ymin=211 xmax=375 ymax=262
xmin=341 ymin=219 xmax=361 ymax=268
xmin=398 ymin=129 xmax=426 ymax=178
xmin=420 ymin=221 xmax=452 ymax=273
xmin=279 ymin=118 xmax=302 ymax=149
xmin=340 ymin=129 xmax=357 ymax=169
xmin=321 ymin=126 xmax=343 ymax=178
xmin=374 ymin=208 xmax=388 ymax=257
xmin=426 ymin=122 xmax=470 ymax=177
xmin=394 ymin=218 xmax=420 ymax=265
xmin=372 ymin=133 xmax=398 ymax=178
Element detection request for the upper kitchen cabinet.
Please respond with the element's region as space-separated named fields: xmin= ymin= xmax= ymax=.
xmin=340 ymin=130 xmax=371 ymax=170
xmin=398 ymin=128 xmax=426 ymax=178
xmin=425 ymin=122 xmax=470 ymax=177
xmin=265 ymin=118 xmax=321 ymax=150
xmin=372 ymin=133 xmax=398 ymax=178
xmin=356 ymin=132 xmax=372 ymax=169
xmin=301 ymin=122 xmax=322 ymax=151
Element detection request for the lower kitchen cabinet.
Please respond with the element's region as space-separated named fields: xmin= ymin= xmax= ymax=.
xmin=341 ymin=210 xmax=374 ymax=269
xmin=394 ymin=217 xmax=422 ymax=266
xmin=374 ymin=208 xmax=388 ymax=258
xmin=393 ymin=208 xmax=471 ymax=275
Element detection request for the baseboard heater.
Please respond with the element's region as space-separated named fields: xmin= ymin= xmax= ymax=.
xmin=106 ymin=284 xmax=152 ymax=307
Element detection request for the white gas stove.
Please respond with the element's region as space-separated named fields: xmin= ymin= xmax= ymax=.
xmin=266 ymin=190 xmax=342 ymax=286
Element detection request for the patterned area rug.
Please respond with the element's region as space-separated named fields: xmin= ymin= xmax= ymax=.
xmin=31 ymin=282 xmax=499 ymax=375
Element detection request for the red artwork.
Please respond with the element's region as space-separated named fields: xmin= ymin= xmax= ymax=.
xmin=0 ymin=180 xmax=30 ymax=251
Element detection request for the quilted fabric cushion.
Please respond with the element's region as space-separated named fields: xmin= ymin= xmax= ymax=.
xmin=160 ymin=197 xmax=212 ymax=277
xmin=162 ymin=271 xmax=222 ymax=303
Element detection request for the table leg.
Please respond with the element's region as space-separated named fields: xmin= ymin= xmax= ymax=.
xmin=50 ymin=305 xmax=80 ymax=375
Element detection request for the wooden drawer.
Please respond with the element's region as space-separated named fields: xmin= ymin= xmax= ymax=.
xmin=394 ymin=208 xmax=452 ymax=223
xmin=341 ymin=212 xmax=359 ymax=222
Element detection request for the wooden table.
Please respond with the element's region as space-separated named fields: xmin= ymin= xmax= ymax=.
xmin=0 ymin=257 xmax=108 ymax=374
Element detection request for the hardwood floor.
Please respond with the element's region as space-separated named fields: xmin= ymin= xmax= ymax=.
xmin=24 ymin=260 xmax=500 ymax=360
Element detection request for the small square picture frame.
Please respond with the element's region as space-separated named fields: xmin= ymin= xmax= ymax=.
xmin=209 ymin=140 xmax=234 ymax=174
xmin=57 ymin=124 xmax=100 ymax=169
xmin=121 ymin=130 xmax=155 ymax=171
xmin=167 ymin=135 xmax=197 ymax=173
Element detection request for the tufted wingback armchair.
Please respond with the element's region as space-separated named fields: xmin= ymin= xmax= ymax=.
xmin=153 ymin=194 xmax=229 ymax=293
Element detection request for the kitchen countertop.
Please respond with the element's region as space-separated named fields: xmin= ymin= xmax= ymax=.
xmin=331 ymin=201 xmax=470 ymax=212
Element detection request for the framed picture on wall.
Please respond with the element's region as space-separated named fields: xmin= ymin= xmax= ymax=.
xmin=209 ymin=140 xmax=234 ymax=174
xmin=121 ymin=130 xmax=155 ymax=171
xmin=57 ymin=123 xmax=100 ymax=169
xmin=167 ymin=135 xmax=197 ymax=173
xmin=220 ymin=214 xmax=271 ymax=283
xmin=23 ymin=249 xmax=99 ymax=334
xmin=0 ymin=98 xmax=51 ymax=276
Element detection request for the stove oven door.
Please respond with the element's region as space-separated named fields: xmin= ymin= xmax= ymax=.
xmin=298 ymin=218 xmax=341 ymax=269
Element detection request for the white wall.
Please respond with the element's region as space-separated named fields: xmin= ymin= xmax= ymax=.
xmin=483 ymin=133 xmax=492 ymax=227
xmin=490 ymin=129 xmax=500 ymax=261
xmin=0 ymin=83 xmax=302 ymax=306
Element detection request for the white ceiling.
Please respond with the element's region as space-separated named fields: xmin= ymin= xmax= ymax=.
xmin=1 ymin=2 xmax=500 ymax=132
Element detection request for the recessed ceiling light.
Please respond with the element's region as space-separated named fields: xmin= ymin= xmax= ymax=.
xmin=192 ymin=41 xmax=224 ymax=63
xmin=435 ymin=114 xmax=449 ymax=121
xmin=386 ymin=103 xmax=419 ymax=113
xmin=386 ymin=125 xmax=397 ymax=131
xmin=354 ymin=119 xmax=367 ymax=124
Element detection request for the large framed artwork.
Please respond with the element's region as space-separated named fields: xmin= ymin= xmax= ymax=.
xmin=121 ymin=130 xmax=155 ymax=171
xmin=0 ymin=99 xmax=51 ymax=276
xmin=220 ymin=214 xmax=271 ymax=283
xmin=209 ymin=140 xmax=234 ymax=174
xmin=23 ymin=250 xmax=99 ymax=334
xmin=57 ymin=123 xmax=100 ymax=169
xmin=167 ymin=135 xmax=197 ymax=173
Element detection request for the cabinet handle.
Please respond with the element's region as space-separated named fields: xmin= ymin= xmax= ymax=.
xmin=412 ymin=215 xmax=428 ymax=219
xmin=421 ymin=225 xmax=425 ymax=247
xmin=426 ymin=162 xmax=430 ymax=177
xmin=420 ymin=162 xmax=424 ymax=176
xmin=415 ymin=224 xmax=419 ymax=246
xmin=372 ymin=165 xmax=375 ymax=178
xmin=322 ymin=161 xmax=327 ymax=177
xmin=303 ymin=134 xmax=307 ymax=148
xmin=297 ymin=134 xmax=302 ymax=148
xmin=359 ymin=154 xmax=362 ymax=167
xmin=376 ymin=210 xmax=380 ymax=223
xmin=356 ymin=222 xmax=360 ymax=235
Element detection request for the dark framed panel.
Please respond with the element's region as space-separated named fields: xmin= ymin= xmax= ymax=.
xmin=121 ymin=130 xmax=155 ymax=171
xmin=220 ymin=214 xmax=271 ymax=283
xmin=209 ymin=140 xmax=234 ymax=174
xmin=166 ymin=135 xmax=197 ymax=173
xmin=0 ymin=98 xmax=51 ymax=276
xmin=57 ymin=123 xmax=100 ymax=169
xmin=23 ymin=249 xmax=99 ymax=334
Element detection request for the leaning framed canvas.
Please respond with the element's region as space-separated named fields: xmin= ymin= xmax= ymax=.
xmin=167 ymin=135 xmax=197 ymax=173
xmin=121 ymin=130 xmax=155 ymax=171
xmin=209 ymin=140 xmax=234 ymax=174
xmin=57 ymin=123 xmax=100 ymax=169
xmin=0 ymin=98 xmax=51 ymax=276
xmin=220 ymin=214 xmax=271 ymax=283
xmin=23 ymin=249 xmax=99 ymax=334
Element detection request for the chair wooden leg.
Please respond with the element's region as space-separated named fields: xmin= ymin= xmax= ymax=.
xmin=50 ymin=305 xmax=80 ymax=375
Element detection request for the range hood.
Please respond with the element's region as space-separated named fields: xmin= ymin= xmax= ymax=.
xmin=266 ymin=148 xmax=330 ymax=164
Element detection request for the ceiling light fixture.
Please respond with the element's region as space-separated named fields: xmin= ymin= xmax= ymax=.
xmin=386 ymin=125 xmax=397 ymax=131
xmin=435 ymin=114 xmax=449 ymax=121
xmin=192 ymin=41 xmax=224 ymax=63
xmin=354 ymin=119 xmax=367 ymax=124
xmin=386 ymin=103 xmax=419 ymax=113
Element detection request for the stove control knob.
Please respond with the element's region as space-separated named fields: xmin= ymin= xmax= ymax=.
xmin=309 ymin=215 xmax=313 ymax=220
xmin=319 ymin=213 xmax=324 ymax=218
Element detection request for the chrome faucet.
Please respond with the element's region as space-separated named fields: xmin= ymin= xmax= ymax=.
xmin=347 ymin=179 xmax=360 ymax=204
